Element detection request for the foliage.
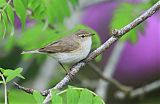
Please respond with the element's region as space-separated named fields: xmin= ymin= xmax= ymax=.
xmin=111 ymin=2 xmax=151 ymax=43
xmin=0 ymin=0 xmax=79 ymax=38
xmin=32 ymin=86 xmax=105 ymax=104
xmin=0 ymin=67 xmax=24 ymax=83
xmin=0 ymin=67 xmax=24 ymax=104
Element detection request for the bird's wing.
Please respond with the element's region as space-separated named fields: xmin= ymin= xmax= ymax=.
xmin=38 ymin=39 xmax=80 ymax=53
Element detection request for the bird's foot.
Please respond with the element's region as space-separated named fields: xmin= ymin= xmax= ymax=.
xmin=66 ymin=72 xmax=74 ymax=80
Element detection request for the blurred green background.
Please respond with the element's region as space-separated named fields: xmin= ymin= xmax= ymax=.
xmin=0 ymin=0 xmax=160 ymax=104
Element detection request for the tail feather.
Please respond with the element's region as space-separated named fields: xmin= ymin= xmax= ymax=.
xmin=21 ymin=50 xmax=41 ymax=54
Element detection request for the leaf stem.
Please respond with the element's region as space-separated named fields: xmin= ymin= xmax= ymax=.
xmin=0 ymin=72 xmax=8 ymax=104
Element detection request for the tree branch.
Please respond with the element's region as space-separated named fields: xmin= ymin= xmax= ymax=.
xmin=14 ymin=82 xmax=49 ymax=96
xmin=115 ymin=80 xmax=160 ymax=99
xmin=89 ymin=62 xmax=132 ymax=94
xmin=43 ymin=1 xmax=160 ymax=103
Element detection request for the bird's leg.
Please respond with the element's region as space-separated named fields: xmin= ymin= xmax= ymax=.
xmin=58 ymin=61 xmax=68 ymax=73
xmin=48 ymin=55 xmax=73 ymax=79
xmin=58 ymin=61 xmax=73 ymax=79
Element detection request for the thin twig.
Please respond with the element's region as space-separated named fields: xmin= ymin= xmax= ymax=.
xmin=13 ymin=82 xmax=49 ymax=96
xmin=115 ymin=80 xmax=160 ymax=99
xmin=89 ymin=62 xmax=133 ymax=93
xmin=0 ymin=72 xmax=8 ymax=104
xmin=43 ymin=1 xmax=160 ymax=103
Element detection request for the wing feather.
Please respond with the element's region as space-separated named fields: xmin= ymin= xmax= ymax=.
xmin=38 ymin=37 xmax=79 ymax=53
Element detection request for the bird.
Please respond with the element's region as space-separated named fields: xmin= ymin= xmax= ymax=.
xmin=22 ymin=29 xmax=94 ymax=73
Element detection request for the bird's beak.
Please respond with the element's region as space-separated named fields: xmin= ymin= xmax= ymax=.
xmin=89 ymin=33 xmax=95 ymax=36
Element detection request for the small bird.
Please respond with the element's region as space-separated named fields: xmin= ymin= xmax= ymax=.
xmin=22 ymin=29 xmax=94 ymax=72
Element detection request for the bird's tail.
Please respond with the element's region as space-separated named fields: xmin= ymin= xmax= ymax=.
xmin=21 ymin=50 xmax=41 ymax=54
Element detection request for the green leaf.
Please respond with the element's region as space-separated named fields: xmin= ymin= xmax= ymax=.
xmin=14 ymin=67 xmax=23 ymax=74
xmin=3 ymin=69 xmax=13 ymax=77
xmin=78 ymin=89 xmax=93 ymax=104
xmin=33 ymin=90 xmax=44 ymax=104
xmin=2 ymin=11 xmax=8 ymax=39
xmin=52 ymin=95 xmax=63 ymax=104
xmin=6 ymin=4 xmax=14 ymax=36
xmin=0 ymin=68 xmax=5 ymax=73
xmin=28 ymin=0 xmax=45 ymax=19
xmin=70 ymin=0 xmax=78 ymax=6
xmin=51 ymin=89 xmax=59 ymax=96
xmin=51 ymin=89 xmax=63 ymax=104
xmin=21 ymin=0 xmax=28 ymax=8
xmin=44 ymin=0 xmax=70 ymax=23
xmin=17 ymin=74 xmax=25 ymax=79
xmin=6 ymin=5 xmax=14 ymax=25
xmin=93 ymin=96 xmax=103 ymax=104
xmin=67 ymin=88 xmax=79 ymax=104
xmin=3 ymin=68 xmax=24 ymax=83
xmin=0 ymin=0 xmax=6 ymax=7
xmin=6 ymin=74 xmax=17 ymax=82
xmin=49 ymin=86 xmax=105 ymax=104
xmin=13 ymin=0 xmax=26 ymax=30
xmin=4 ymin=36 xmax=15 ymax=51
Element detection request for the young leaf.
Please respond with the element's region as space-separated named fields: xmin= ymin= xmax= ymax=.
xmin=17 ymin=74 xmax=25 ymax=79
xmin=28 ymin=0 xmax=45 ymax=19
xmin=4 ymin=68 xmax=24 ymax=83
xmin=70 ymin=0 xmax=78 ymax=6
xmin=67 ymin=88 xmax=79 ymax=104
xmin=21 ymin=0 xmax=28 ymax=8
xmin=3 ymin=69 xmax=13 ymax=77
xmin=0 ymin=0 xmax=6 ymax=7
xmin=51 ymin=89 xmax=62 ymax=104
xmin=33 ymin=90 xmax=44 ymax=104
xmin=2 ymin=11 xmax=8 ymax=39
xmin=52 ymin=95 xmax=63 ymax=104
xmin=0 ymin=68 xmax=5 ymax=73
xmin=6 ymin=4 xmax=15 ymax=36
xmin=6 ymin=5 xmax=14 ymax=25
xmin=49 ymin=86 xmax=105 ymax=104
xmin=78 ymin=89 xmax=93 ymax=104
xmin=13 ymin=0 xmax=26 ymax=30
xmin=14 ymin=67 xmax=23 ymax=74
xmin=93 ymin=96 xmax=103 ymax=104
xmin=6 ymin=74 xmax=17 ymax=82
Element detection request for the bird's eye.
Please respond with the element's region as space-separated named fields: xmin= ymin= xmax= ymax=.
xmin=81 ymin=35 xmax=85 ymax=38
